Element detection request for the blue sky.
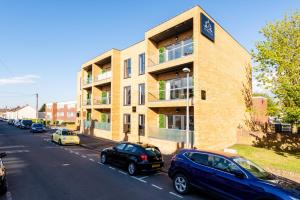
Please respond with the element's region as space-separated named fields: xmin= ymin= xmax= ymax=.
xmin=0 ymin=0 xmax=299 ymax=108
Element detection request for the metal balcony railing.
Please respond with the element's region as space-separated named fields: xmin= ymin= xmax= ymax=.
xmin=83 ymin=120 xmax=91 ymax=129
xmin=83 ymin=77 xmax=93 ymax=85
xmin=148 ymin=87 xmax=193 ymax=102
xmin=83 ymin=99 xmax=91 ymax=106
xmin=93 ymin=96 xmax=111 ymax=105
xmin=95 ymin=71 xmax=112 ymax=82
xmin=94 ymin=122 xmax=111 ymax=131
xmin=148 ymin=127 xmax=193 ymax=143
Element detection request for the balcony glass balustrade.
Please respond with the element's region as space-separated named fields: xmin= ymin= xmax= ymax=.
xmin=95 ymin=71 xmax=112 ymax=82
xmin=94 ymin=122 xmax=111 ymax=131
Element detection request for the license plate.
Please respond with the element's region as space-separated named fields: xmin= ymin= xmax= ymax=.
xmin=152 ymin=164 xmax=160 ymax=168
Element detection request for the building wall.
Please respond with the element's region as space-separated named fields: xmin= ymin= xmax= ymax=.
xmin=252 ymin=97 xmax=268 ymax=124
xmin=16 ymin=106 xmax=36 ymax=119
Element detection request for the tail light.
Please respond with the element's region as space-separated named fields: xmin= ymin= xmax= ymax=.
xmin=140 ymin=154 xmax=148 ymax=161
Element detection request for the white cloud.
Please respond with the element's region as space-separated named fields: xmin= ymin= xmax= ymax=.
xmin=0 ymin=75 xmax=40 ymax=85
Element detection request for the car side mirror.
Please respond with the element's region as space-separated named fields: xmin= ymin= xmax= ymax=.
xmin=0 ymin=152 xmax=7 ymax=158
xmin=233 ymin=170 xmax=245 ymax=179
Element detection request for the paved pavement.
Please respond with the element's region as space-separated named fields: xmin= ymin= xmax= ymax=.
xmin=0 ymin=121 xmax=214 ymax=200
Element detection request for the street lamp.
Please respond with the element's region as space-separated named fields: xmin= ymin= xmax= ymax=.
xmin=182 ymin=67 xmax=191 ymax=148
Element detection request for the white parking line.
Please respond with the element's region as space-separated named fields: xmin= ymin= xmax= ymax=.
xmin=97 ymin=162 xmax=104 ymax=165
xmin=109 ymin=166 xmax=116 ymax=170
xmin=62 ymin=163 xmax=70 ymax=166
xmin=151 ymin=184 xmax=163 ymax=190
xmin=118 ymin=170 xmax=127 ymax=175
xmin=89 ymin=158 xmax=95 ymax=162
xmin=75 ymin=152 xmax=80 ymax=155
xmin=81 ymin=155 xmax=87 ymax=158
xmin=0 ymin=145 xmax=25 ymax=149
xmin=169 ymin=192 xmax=183 ymax=199
xmin=139 ymin=176 xmax=149 ymax=180
xmin=132 ymin=176 xmax=147 ymax=183
xmin=5 ymin=150 xmax=30 ymax=154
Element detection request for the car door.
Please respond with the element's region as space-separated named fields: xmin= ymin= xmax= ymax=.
xmin=122 ymin=144 xmax=137 ymax=166
xmin=184 ymin=152 xmax=216 ymax=190
xmin=112 ymin=143 xmax=127 ymax=165
xmin=54 ymin=130 xmax=61 ymax=142
xmin=209 ymin=155 xmax=261 ymax=200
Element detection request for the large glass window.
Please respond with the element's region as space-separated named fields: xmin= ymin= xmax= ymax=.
xmin=139 ymin=53 xmax=145 ymax=75
xmin=123 ymin=86 xmax=131 ymax=106
xmin=138 ymin=114 xmax=145 ymax=136
xmin=123 ymin=114 xmax=131 ymax=134
xmin=138 ymin=83 xmax=145 ymax=105
xmin=166 ymin=115 xmax=194 ymax=131
xmin=124 ymin=58 xmax=131 ymax=78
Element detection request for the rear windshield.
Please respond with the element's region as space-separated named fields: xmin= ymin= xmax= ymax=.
xmin=62 ymin=130 xmax=76 ymax=136
xmin=22 ymin=120 xmax=32 ymax=125
xmin=33 ymin=123 xmax=43 ymax=127
xmin=145 ymin=147 xmax=161 ymax=156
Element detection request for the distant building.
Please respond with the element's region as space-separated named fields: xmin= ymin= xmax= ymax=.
xmin=4 ymin=105 xmax=36 ymax=120
xmin=252 ymin=96 xmax=268 ymax=124
xmin=45 ymin=101 xmax=76 ymax=123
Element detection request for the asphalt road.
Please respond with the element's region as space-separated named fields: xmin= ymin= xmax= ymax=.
xmin=0 ymin=121 xmax=214 ymax=200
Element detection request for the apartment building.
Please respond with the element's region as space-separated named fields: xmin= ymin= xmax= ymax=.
xmin=77 ymin=6 xmax=251 ymax=153
xmin=46 ymin=101 xmax=77 ymax=123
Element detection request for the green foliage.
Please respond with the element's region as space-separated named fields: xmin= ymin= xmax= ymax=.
xmin=101 ymin=113 xmax=107 ymax=122
xmin=39 ymin=104 xmax=46 ymax=112
xmin=159 ymin=47 xmax=165 ymax=63
xmin=159 ymin=114 xmax=165 ymax=128
xmin=159 ymin=80 xmax=165 ymax=100
xmin=253 ymin=93 xmax=280 ymax=117
xmin=252 ymin=11 xmax=300 ymax=125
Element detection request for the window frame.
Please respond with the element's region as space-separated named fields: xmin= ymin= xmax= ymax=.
xmin=124 ymin=58 xmax=132 ymax=79
xmin=138 ymin=114 xmax=145 ymax=136
xmin=138 ymin=83 xmax=145 ymax=105
xmin=123 ymin=86 xmax=131 ymax=106
xmin=138 ymin=53 xmax=145 ymax=75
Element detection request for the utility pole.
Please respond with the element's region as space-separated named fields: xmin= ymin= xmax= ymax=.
xmin=182 ymin=67 xmax=191 ymax=148
xmin=35 ymin=93 xmax=39 ymax=119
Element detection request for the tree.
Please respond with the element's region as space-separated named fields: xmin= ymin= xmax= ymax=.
xmin=39 ymin=104 xmax=46 ymax=112
xmin=252 ymin=11 xmax=300 ymax=126
xmin=252 ymin=93 xmax=279 ymax=117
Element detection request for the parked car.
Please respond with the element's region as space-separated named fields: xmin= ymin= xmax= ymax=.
xmin=30 ymin=123 xmax=46 ymax=133
xmin=168 ymin=149 xmax=300 ymax=200
xmin=20 ymin=120 xmax=33 ymax=129
xmin=51 ymin=129 xmax=80 ymax=145
xmin=14 ymin=119 xmax=21 ymax=127
xmin=0 ymin=152 xmax=7 ymax=195
xmin=7 ymin=119 xmax=14 ymax=125
xmin=100 ymin=142 xmax=164 ymax=175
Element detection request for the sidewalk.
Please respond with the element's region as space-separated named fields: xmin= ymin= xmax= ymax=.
xmin=78 ymin=134 xmax=173 ymax=172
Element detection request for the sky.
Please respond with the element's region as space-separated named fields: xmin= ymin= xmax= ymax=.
xmin=0 ymin=0 xmax=299 ymax=108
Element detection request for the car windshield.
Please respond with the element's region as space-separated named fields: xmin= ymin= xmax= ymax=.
xmin=22 ymin=120 xmax=32 ymax=125
xmin=33 ymin=124 xmax=43 ymax=127
xmin=61 ymin=130 xmax=76 ymax=136
xmin=145 ymin=147 xmax=161 ymax=156
xmin=233 ymin=157 xmax=273 ymax=180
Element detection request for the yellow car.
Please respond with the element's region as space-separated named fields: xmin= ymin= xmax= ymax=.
xmin=52 ymin=129 xmax=80 ymax=145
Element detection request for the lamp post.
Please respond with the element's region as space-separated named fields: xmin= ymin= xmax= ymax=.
xmin=182 ymin=67 xmax=190 ymax=148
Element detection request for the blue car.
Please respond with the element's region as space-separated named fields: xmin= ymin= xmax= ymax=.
xmin=168 ymin=149 xmax=300 ymax=200
xmin=30 ymin=123 xmax=46 ymax=133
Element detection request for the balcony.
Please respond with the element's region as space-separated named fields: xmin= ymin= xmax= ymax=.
xmin=148 ymin=87 xmax=193 ymax=108
xmin=83 ymin=99 xmax=91 ymax=107
xmin=94 ymin=71 xmax=112 ymax=86
xmin=93 ymin=96 xmax=111 ymax=109
xmin=148 ymin=39 xmax=194 ymax=73
xmin=95 ymin=122 xmax=111 ymax=131
xmin=83 ymin=120 xmax=91 ymax=129
xmin=148 ymin=127 xmax=193 ymax=143
xmin=83 ymin=77 xmax=93 ymax=88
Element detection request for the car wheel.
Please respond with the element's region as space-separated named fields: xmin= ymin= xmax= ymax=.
xmin=127 ymin=162 xmax=136 ymax=176
xmin=100 ymin=154 xmax=107 ymax=164
xmin=173 ymin=173 xmax=189 ymax=194
xmin=58 ymin=139 xmax=62 ymax=145
xmin=0 ymin=178 xmax=7 ymax=195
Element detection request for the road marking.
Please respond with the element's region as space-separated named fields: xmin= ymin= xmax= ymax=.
xmin=6 ymin=191 xmax=12 ymax=200
xmin=154 ymin=172 xmax=162 ymax=176
xmin=89 ymin=158 xmax=95 ymax=162
xmin=132 ymin=176 xmax=147 ymax=183
xmin=5 ymin=150 xmax=30 ymax=154
xmin=118 ymin=170 xmax=127 ymax=175
xmin=75 ymin=152 xmax=80 ymax=155
xmin=169 ymin=192 xmax=183 ymax=199
xmin=109 ymin=166 xmax=116 ymax=170
xmin=0 ymin=145 xmax=25 ymax=149
xmin=97 ymin=162 xmax=104 ymax=165
xmin=151 ymin=184 xmax=163 ymax=190
xmin=62 ymin=163 xmax=70 ymax=166
xmin=81 ymin=155 xmax=87 ymax=158
xmin=139 ymin=176 xmax=149 ymax=180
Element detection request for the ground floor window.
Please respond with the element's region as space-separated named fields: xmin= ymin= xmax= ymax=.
xmin=123 ymin=114 xmax=131 ymax=134
xmin=138 ymin=114 xmax=145 ymax=136
xmin=159 ymin=114 xmax=194 ymax=131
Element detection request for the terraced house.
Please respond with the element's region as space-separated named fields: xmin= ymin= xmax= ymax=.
xmin=77 ymin=6 xmax=251 ymax=154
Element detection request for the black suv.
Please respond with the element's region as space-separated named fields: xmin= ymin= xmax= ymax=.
xmin=0 ymin=152 xmax=7 ymax=195
xmin=101 ymin=142 xmax=164 ymax=175
xmin=20 ymin=120 xmax=33 ymax=129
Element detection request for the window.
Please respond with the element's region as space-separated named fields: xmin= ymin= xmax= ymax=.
xmin=124 ymin=58 xmax=131 ymax=78
xmin=201 ymin=90 xmax=206 ymax=100
xmin=166 ymin=115 xmax=194 ymax=131
xmin=116 ymin=143 xmax=126 ymax=151
xmin=67 ymin=112 xmax=74 ymax=118
xmin=123 ymin=86 xmax=131 ymax=106
xmin=123 ymin=114 xmax=131 ymax=134
xmin=138 ymin=114 xmax=145 ymax=136
xmin=138 ymin=83 xmax=145 ymax=105
xmin=211 ymin=156 xmax=240 ymax=174
xmin=187 ymin=153 xmax=210 ymax=166
xmin=138 ymin=53 xmax=145 ymax=75
xmin=124 ymin=144 xmax=137 ymax=152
